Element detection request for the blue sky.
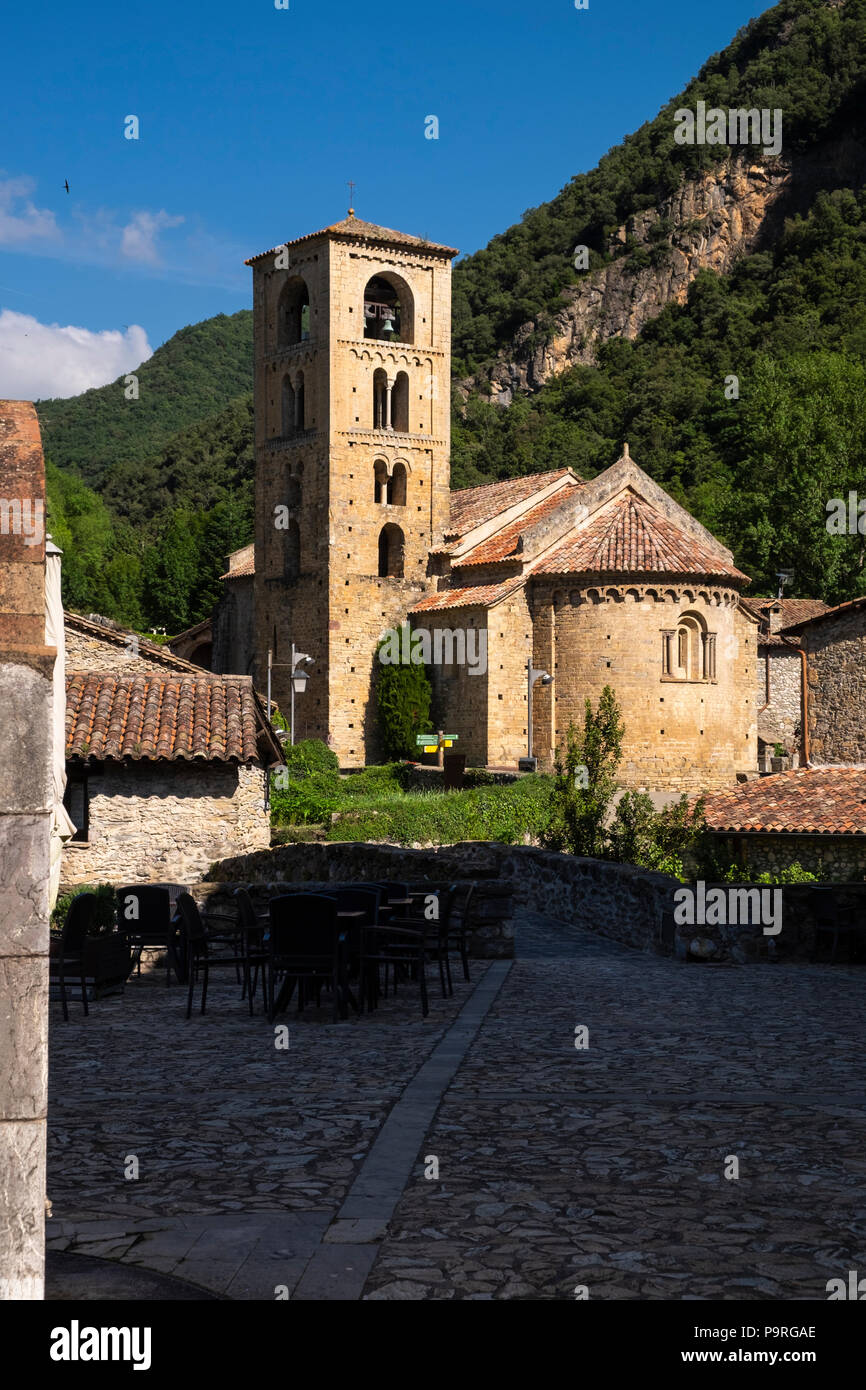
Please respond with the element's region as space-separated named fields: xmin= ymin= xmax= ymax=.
xmin=0 ymin=0 xmax=765 ymax=399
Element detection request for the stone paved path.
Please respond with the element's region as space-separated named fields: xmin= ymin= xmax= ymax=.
xmin=363 ymin=912 xmax=866 ymax=1299
xmin=46 ymin=914 xmax=866 ymax=1299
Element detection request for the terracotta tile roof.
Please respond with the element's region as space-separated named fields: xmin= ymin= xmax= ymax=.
xmin=756 ymin=597 xmax=829 ymax=627
xmin=448 ymin=470 xmax=574 ymax=537
xmin=534 ymin=492 xmax=749 ymax=581
xmin=246 ymin=217 xmax=457 ymax=264
xmin=66 ymin=672 xmax=279 ymax=764
xmin=454 ymin=490 xmax=577 ymax=568
xmin=779 ymin=594 xmax=866 ymax=632
xmin=759 ymin=632 xmax=800 ymax=648
xmin=220 ymin=543 xmax=255 ymax=580
xmin=411 ymin=578 xmax=525 ymax=613
xmin=702 ymin=767 xmax=866 ymax=835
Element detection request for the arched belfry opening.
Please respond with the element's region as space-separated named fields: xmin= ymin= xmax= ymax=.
xmin=378 ymin=523 xmax=405 ymax=578
xmin=363 ymin=273 xmax=414 ymax=344
xmin=277 ymin=277 xmax=310 ymax=348
xmin=374 ymin=459 xmax=389 ymax=504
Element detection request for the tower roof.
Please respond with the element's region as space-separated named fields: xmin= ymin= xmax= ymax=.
xmin=246 ymin=215 xmax=458 ymax=265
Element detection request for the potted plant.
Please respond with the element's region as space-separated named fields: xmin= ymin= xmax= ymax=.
xmin=51 ymin=884 xmax=133 ymax=999
xmin=770 ymin=743 xmax=791 ymax=774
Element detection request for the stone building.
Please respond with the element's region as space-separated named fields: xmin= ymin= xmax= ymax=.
xmin=214 ymin=543 xmax=255 ymax=674
xmin=703 ymin=766 xmax=866 ymax=879
xmin=58 ymin=610 xmax=279 ymax=889
xmin=746 ymin=598 xmax=828 ymax=769
xmin=60 ymin=670 xmax=280 ymax=890
xmin=782 ymin=596 xmax=866 ymax=765
xmin=238 ymin=211 xmax=764 ymax=790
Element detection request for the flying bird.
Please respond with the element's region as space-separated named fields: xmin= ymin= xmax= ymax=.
xmin=64 ymin=180 xmax=69 ymax=193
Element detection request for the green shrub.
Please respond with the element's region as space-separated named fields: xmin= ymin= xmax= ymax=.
xmin=282 ymin=738 xmax=339 ymax=775
xmin=51 ymin=883 xmax=117 ymax=934
xmin=375 ymin=633 xmax=433 ymax=759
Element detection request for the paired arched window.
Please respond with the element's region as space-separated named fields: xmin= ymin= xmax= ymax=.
xmin=661 ymin=613 xmax=717 ymax=681
xmin=378 ymin=523 xmax=405 ymax=578
xmin=373 ymin=460 xmax=407 ymax=506
xmin=371 ymin=370 xmax=410 ymax=432
xmin=277 ymin=277 xmax=310 ymax=348
xmin=363 ymin=274 xmax=413 ymax=344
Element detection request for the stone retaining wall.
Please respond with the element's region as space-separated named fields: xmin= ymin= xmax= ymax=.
xmin=202 ymin=840 xmax=866 ymax=964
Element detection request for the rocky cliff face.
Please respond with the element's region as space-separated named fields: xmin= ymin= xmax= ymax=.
xmin=471 ymin=155 xmax=791 ymax=404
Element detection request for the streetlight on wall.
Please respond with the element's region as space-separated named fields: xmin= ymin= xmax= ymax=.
xmin=521 ymin=658 xmax=553 ymax=772
xmin=267 ymin=645 xmax=314 ymax=745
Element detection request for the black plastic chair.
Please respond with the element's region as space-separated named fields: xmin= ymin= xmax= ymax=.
xmin=811 ymin=896 xmax=865 ymax=964
xmin=175 ymin=893 xmax=256 ymax=1019
xmin=233 ymin=887 xmax=270 ymax=1011
xmin=116 ymin=885 xmax=181 ymax=985
xmin=334 ymin=887 xmax=382 ymax=1014
xmin=266 ymin=894 xmax=347 ymax=1023
xmin=51 ymin=892 xmax=97 ymax=1021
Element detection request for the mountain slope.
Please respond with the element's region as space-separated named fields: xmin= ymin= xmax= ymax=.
xmin=36 ymin=310 xmax=253 ymax=489
xmin=453 ymin=0 xmax=866 ymax=392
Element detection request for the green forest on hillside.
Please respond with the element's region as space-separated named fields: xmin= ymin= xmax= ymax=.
xmin=40 ymin=0 xmax=866 ymax=629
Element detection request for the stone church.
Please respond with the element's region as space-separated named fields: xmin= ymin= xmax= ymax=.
xmin=221 ymin=212 xmax=758 ymax=792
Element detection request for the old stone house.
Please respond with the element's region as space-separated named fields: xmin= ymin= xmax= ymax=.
xmin=60 ymin=611 xmax=280 ymax=890
xmin=703 ymin=766 xmax=866 ymax=880
xmin=746 ymin=598 xmax=828 ymax=770
xmin=227 ymin=210 xmax=769 ymax=793
xmin=782 ymin=596 xmax=866 ymax=765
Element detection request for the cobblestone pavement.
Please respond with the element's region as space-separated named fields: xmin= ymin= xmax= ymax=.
xmin=46 ymin=916 xmax=866 ymax=1299
xmin=363 ymin=912 xmax=866 ymax=1300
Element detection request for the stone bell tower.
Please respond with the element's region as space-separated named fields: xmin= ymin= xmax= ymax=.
xmin=246 ymin=212 xmax=457 ymax=765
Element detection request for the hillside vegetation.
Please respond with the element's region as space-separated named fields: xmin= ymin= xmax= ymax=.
xmin=42 ymin=0 xmax=866 ymax=628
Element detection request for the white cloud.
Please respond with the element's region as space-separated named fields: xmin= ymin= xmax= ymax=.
xmin=121 ymin=210 xmax=185 ymax=265
xmin=0 ymin=310 xmax=152 ymax=401
xmin=0 ymin=175 xmax=60 ymax=246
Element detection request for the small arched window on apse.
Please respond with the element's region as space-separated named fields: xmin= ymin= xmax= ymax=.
xmin=362 ymin=273 xmax=414 ymax=344
xmin=662 ymin=612 xmax=715 ymax=680
xmin=294 ymin=372 xmax=305 ymax=431
xmin=390 ymin=462 xmax=407 ymax=506
xmin=374 ymin=459 xmax=389 ymax=504
xmin=391 ymin=372 xmax=410 ymax=433
xmin=378 ymin=523 xmax=405 ymax=578
xmin=276 ymin=277 xmax=310 ymax=348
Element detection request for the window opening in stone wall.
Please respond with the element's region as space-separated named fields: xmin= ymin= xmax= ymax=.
xmin=277 ymin=277 xmax=310 ymax=347
xmin=378 ymin=523 xmax=405 ymax=578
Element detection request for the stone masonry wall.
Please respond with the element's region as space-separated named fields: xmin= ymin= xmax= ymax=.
xmin=802 ymin=609 xmax=866 ymax=763
xmin=530 ymin=579 xmax=756 ymax=791
xmin=756 ymin=647 xmax=802 ymax=757
xmin=0 ymin=399 xmax=53 ymax=1299
xmin=61 ymin=762 xmax=269 ymax=890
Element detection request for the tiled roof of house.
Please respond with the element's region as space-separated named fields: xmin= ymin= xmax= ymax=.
xmin=780 ymin=594 xmax=866 ymax=632
xmin=453 ymin=490 xmax=577 ymax=568
xmin=759 ymin=632 xmax=801 ymax=649
xmin=702 ymin=767 xmax=866 ymax=835
xmin=411 ymin=578 xmax=525 ymax=613
xmin=246 ymin=217 xmax=457 ymax=264
xmin=447 ymin=470 xmax=575 ymax=537
xmin=66 ymin=672 xmax=280 ymax=765
xmin=757 ymin=597 xmax=830 ymax=627
xmin=220 ymin=543 xmax=255 ymax=580
xmin=534 ymin=492 xmax=748 ymax=581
